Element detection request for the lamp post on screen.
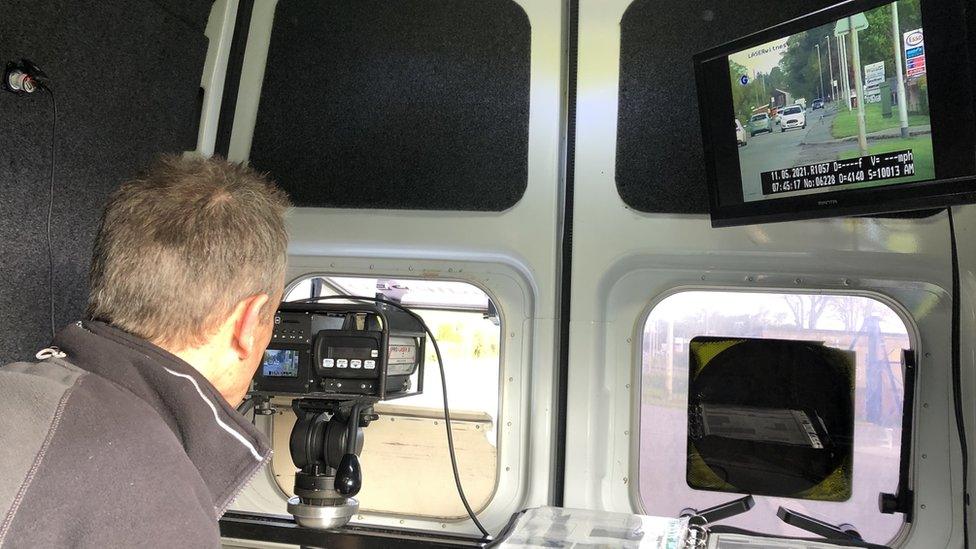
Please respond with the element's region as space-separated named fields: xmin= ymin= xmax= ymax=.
xmin=755 ymin=70 xmax=761 ymax=104
xmin=891 ymin=2 xmax=910 ymax=138
xmin=839 ymin=35 xmax=850 ymax=110
xmin=815 ymin=43 xmax=825 ymax=103
xmin=825 ymin=35 xmax=835 ymax=102
xmin=849 ymin=16 xmax=869 ymax=155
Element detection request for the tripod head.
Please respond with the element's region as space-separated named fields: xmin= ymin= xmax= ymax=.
xmin=286 ymin=398 xmax=377 ymax=528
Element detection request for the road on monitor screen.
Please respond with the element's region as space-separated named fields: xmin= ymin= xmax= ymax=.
xmin=739 ymin=105 xmax=839 ymax=202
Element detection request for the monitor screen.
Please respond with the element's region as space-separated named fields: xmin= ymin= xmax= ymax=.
xmin=694 ymin=0 xmax=976 ymax=226
xmin=262 ymin=349 xmax=300 ymax=378
xmin=730 ymin=2 xmax=934 ymax=203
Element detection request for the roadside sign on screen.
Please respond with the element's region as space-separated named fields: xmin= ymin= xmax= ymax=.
xmin=864 ymin=61 xmax=885 ymax=88
xmin=904 ymin=28 xmax=926 ymax=78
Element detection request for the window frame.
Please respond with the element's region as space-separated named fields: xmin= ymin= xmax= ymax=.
xmin=230 ymin=256 xmax=539 ymax=535
xmin=628 ymin=284 xmax=922 ymax=545
xmin=271 ymin=272 xmax=505 ymax=519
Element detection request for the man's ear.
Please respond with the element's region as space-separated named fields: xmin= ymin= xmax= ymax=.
xmin=232 ymin=293 xmax=271 ymax=360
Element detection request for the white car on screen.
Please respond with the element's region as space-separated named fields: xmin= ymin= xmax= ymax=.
xmin=735 ymin=119 xmax=747 ymax=146
xmin=780 ymin=105 xmax=806 ymax=132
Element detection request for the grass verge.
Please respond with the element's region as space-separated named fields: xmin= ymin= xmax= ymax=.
xmin=831 ymin=103 xmax=930 ymax=139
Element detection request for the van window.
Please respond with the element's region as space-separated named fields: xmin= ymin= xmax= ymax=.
xmin=639 ymin=291 xmax=909 ymax=542
xmin=270 ymin=276 xmax=501 ymax=518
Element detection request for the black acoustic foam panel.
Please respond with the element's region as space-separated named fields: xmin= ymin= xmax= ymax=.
xmin=151 ymin=0 xmax=214 ymax=32
xmin=616 ymin=0 xmax=836 ymax=214
xmin=249 ymin=0 xmax=531 ymax=211
xmin=0 ymin=0 xmax=209 ymax=363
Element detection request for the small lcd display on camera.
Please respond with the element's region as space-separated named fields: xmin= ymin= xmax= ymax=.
xmin=262 ymin=349 xmax=300 ymax=378
xmin=327 ymin=346 xmax=373 ymax=360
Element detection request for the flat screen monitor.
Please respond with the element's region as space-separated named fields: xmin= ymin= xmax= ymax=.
xmin=694 ymin=0 xmax=976 ymax=227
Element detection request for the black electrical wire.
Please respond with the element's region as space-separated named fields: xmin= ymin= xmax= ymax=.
xmin=947 ymin=208 xmax=970 ymax=548
xmin=293 ymin=295 xmax=492 ymax=539
xmin=237 ymin=396 xmax=257 ymax=417
xmin=42 ymin=85 xmax=57 ymax=339
xmin=237 ymin=396 xmax=261 ymax=425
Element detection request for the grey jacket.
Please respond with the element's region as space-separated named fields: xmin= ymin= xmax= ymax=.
xmin=0 ymin=321 xmax=271 ymax=548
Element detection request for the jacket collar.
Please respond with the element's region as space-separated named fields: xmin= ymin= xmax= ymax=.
xmin=52 ymin=320 xmax=271 ymax=515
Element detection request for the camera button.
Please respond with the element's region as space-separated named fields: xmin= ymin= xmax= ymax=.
xmin=364 ymin=360 xmax=376 ymax=370
xmin=322 ymin=358 xmax=334 ymax=368
xmin=350 ymin=360 xmax=362 ymax=369
xmin=337 ymin=359 xmax=348 ymax=368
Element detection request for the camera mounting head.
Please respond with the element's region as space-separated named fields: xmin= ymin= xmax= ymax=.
xmin=286 ymin=398 xmax=379 ymax=529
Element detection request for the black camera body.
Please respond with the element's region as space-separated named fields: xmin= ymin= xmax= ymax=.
xmin=251 ymin=301 xmax=426 ymax=401
xmin=248 ymin=300 xmax=428 ymax=528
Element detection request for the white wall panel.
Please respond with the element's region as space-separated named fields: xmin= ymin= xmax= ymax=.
xmin=215 ymin=0 xmax=569 ymax=537
xmin=568 ymin=1 xmax=968 ymax=546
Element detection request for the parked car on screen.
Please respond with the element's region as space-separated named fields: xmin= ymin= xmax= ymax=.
xmin=812 ymin=98 xmax=824 ymax=110
xmin=780 ymin=105 xmax=806 ymax=132
xmin=748 ymin=113 xmax=772 ymax=136
xmin=735 ymin=119 xmax=747 ymax=146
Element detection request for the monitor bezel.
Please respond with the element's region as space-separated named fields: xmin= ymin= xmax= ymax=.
xmin=694 ymin=0 xmax=976 ymax=227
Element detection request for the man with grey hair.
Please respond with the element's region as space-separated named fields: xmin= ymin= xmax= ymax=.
xmin=0 ymin=155 xmax=290 ymax=547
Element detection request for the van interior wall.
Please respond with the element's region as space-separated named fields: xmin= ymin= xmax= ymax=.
xmin=246 ymin=0 xmax=531 ymax=212
xmin=0 ymin=0 xmax=211 ymax=363
xmin=616 ymin=0 xmax=837 ymax=213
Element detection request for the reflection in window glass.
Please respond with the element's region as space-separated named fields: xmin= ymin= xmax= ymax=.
xmin=273 ymin=276 xmax=501 ymax=518
xmin=639 ymin=292 xmax=909 ymax=542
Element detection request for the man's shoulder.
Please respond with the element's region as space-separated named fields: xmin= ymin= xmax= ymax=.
xmin=0 ymin=356 xmax=193 ymax=497
xmin=32 ymin=364 xmax=207 ymax=490
xmin=26 ymin=357 xmax=192 ymax=461
xmin=0 ymin=357 xmax=89 ymax=447
xmin=1 ymin=356 xmax=178 ymax=445
xmin=0 ymin=356 xmax=87 ymax=401
xmin=0 ymin=357 xmax=88 ymax=521
xmin=0 ymin=358 xmax=220 ymax=547
xmin=0 ymin=355 xmax=203 ymax=499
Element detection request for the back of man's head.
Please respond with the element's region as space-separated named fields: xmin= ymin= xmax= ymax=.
xmin=88 ymin=155 xmax=291 ymax=349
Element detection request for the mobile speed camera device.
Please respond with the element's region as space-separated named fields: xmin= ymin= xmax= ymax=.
xmin=252 ymin=301 xmax=425 ymax=399
xmin=695 ymin=0 xmax=976 ymax=227
xmin=247 ymin=300 xmax=426 ymax=529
